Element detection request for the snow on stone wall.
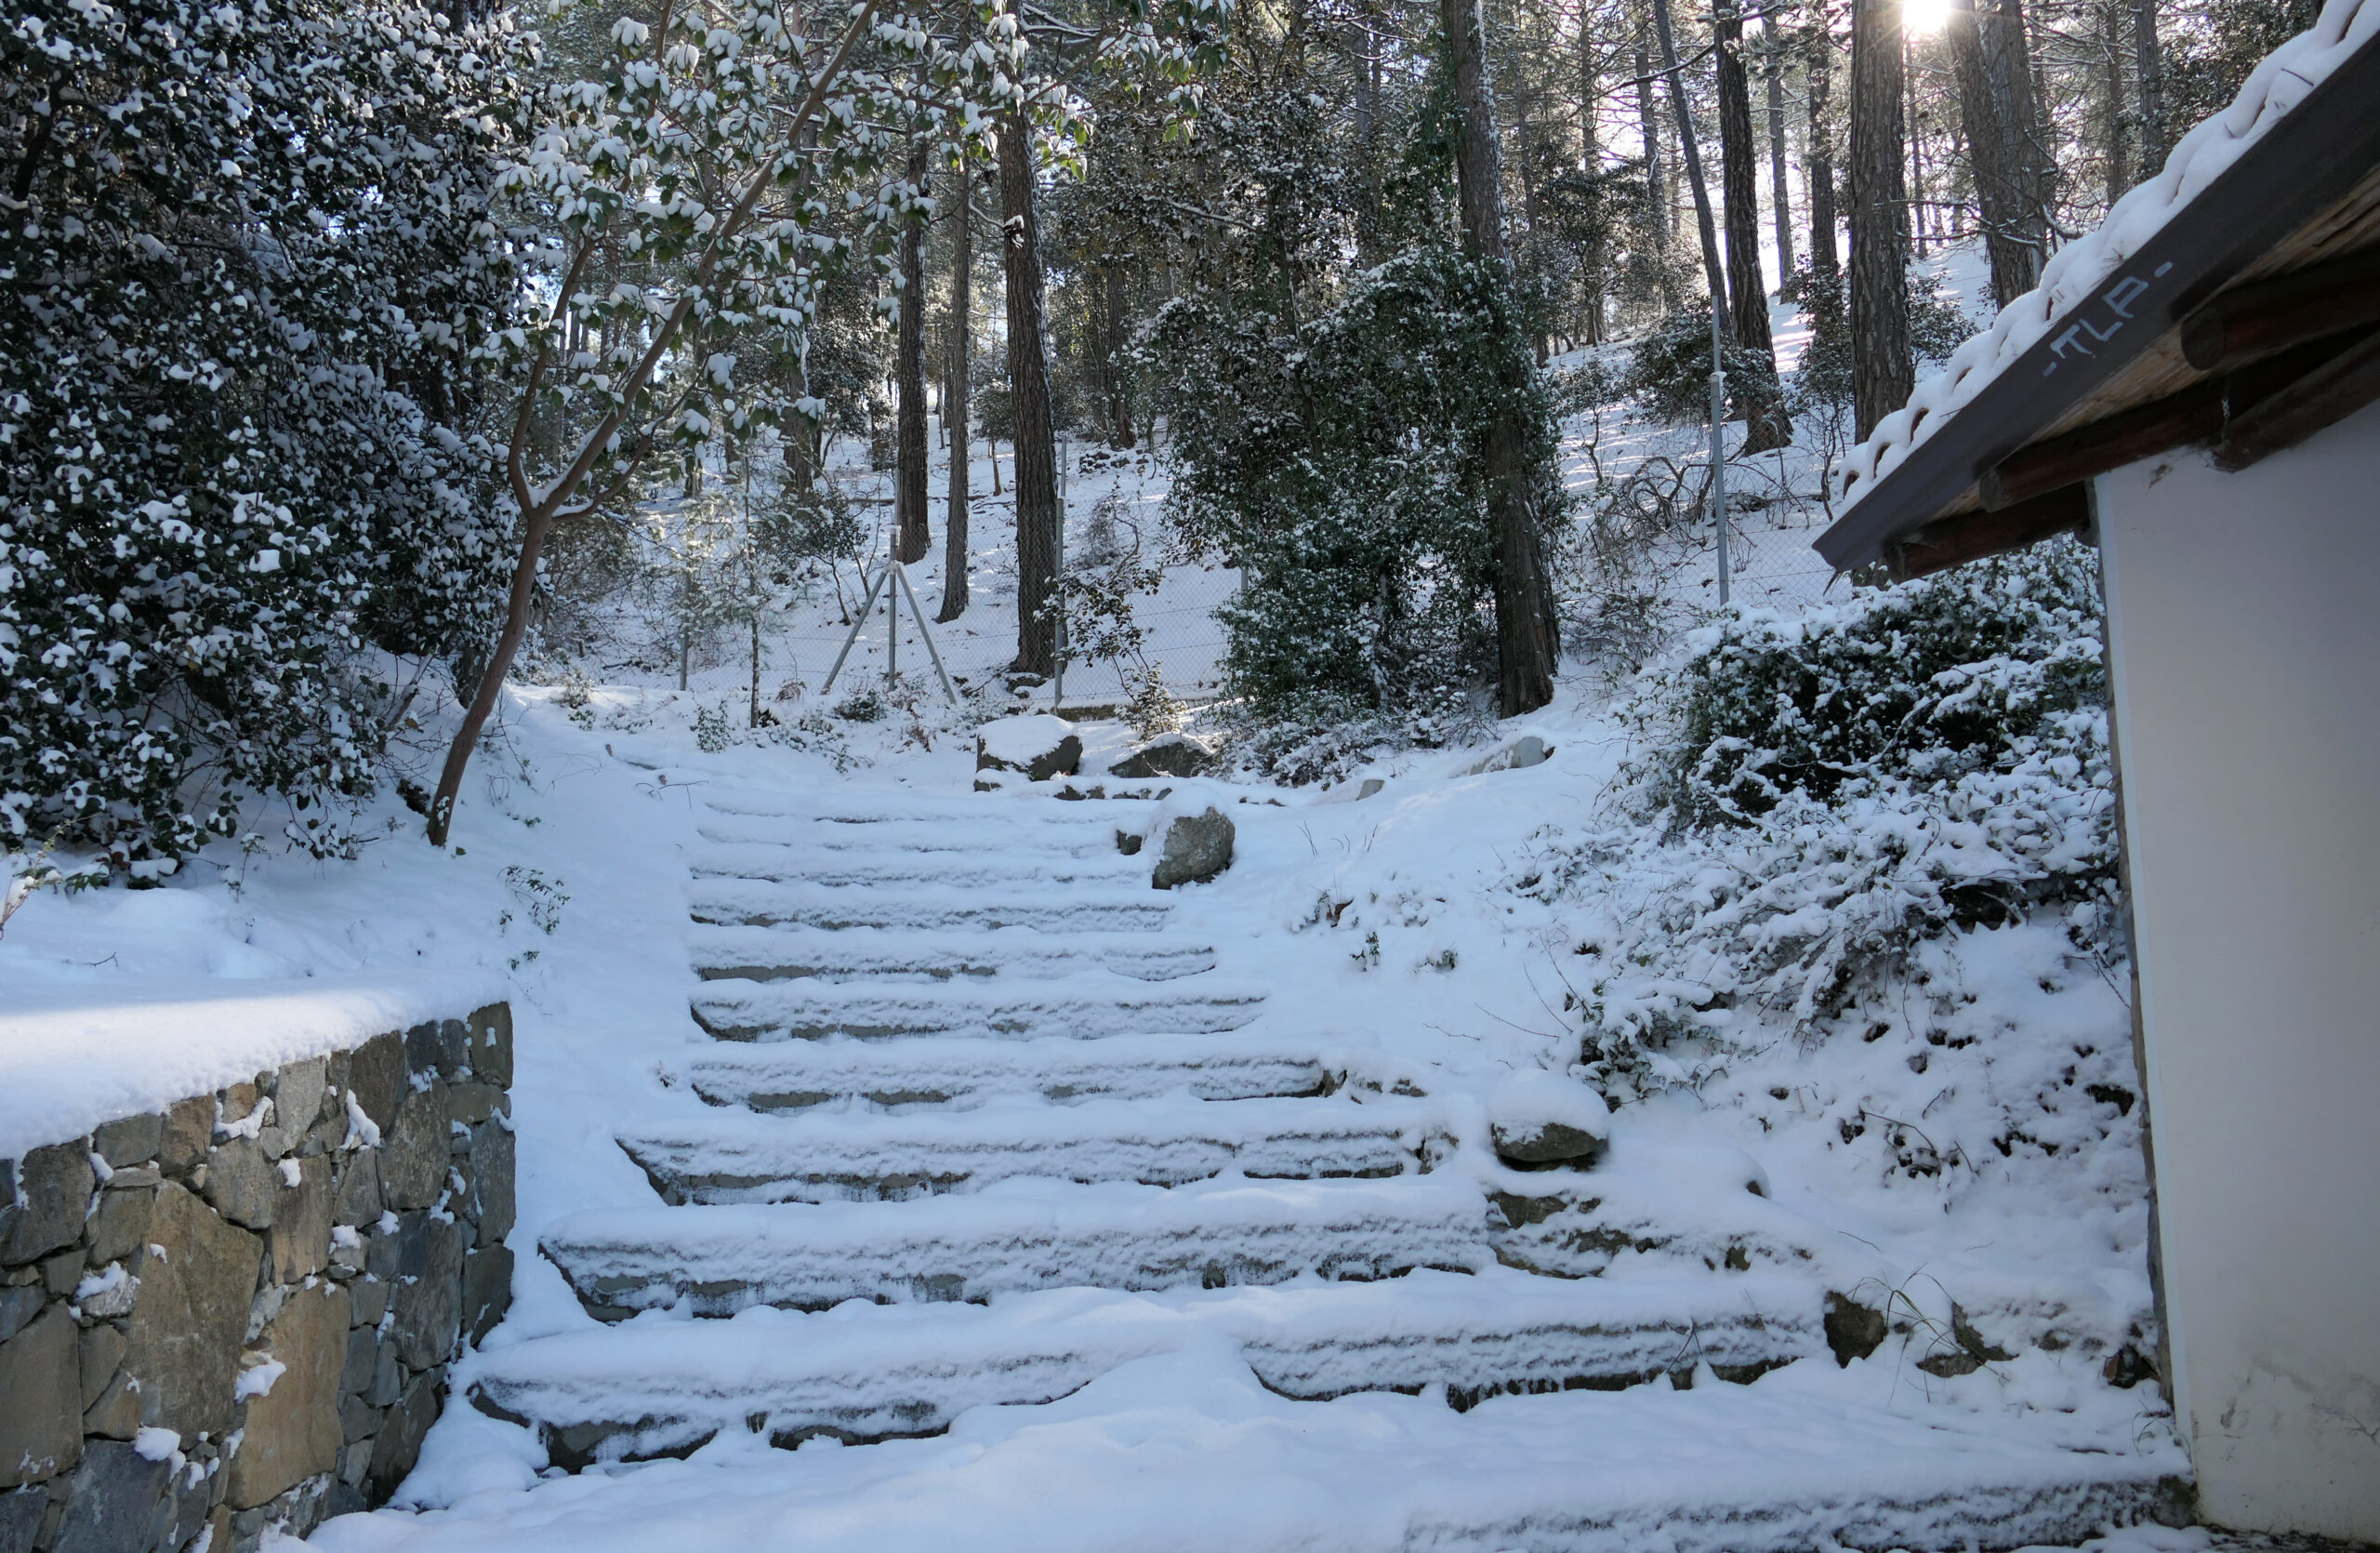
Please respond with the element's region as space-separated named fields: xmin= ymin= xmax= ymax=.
xmin=0 ymin=998 xmax=515 ymax=1553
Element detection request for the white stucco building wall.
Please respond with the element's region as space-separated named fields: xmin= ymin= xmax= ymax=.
xmin=2095 ymin=398 xmax=2380 ymax=1540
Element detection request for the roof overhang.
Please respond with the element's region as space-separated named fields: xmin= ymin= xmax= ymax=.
xmin=1814 ymin=29 xmax=2380 ymax=581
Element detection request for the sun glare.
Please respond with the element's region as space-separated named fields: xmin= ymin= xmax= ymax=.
xmin=1905 ymin=0 xmax=1952 ymax=33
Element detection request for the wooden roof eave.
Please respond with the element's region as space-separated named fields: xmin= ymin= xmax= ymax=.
xmin=1812 ymin=30 xmax=2380 ymax=580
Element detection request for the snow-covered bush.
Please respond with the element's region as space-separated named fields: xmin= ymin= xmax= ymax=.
xmin=1516 ymin=542 xmax=2119 ymax=1096
xmin=1141 ymin=247 xmax=1560 ymax=725
xmin=0 ymin=0 xmax=529 ymax=864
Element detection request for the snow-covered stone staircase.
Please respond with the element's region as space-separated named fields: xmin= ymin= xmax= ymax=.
xmin=469 ymin=787 xmax=2186 ymax=1546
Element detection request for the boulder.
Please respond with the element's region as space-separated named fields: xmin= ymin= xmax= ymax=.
xmin=0 ymin=1303 xmax=80 ymax=1488
xmin=390 ymin=1214 xmax=464 ymax=1370
xmin=226 ymin=1282 xmax=348 ymax=1509
xmin=365 ymin=1370 xmax=442 ymax=1502
xmin=91 ymin=1114 xmax=162 ymax=1171
xmin=46 ymin=1439 xmax=169 ymax=1553
xmin=271 ymin=1059 xmax=331 ymax=1145
xmin=1462 ymin=734 xmax=1555 ymax=776
xmin=201 ymin=1137 xmax=276 ymax=1229
xmin=1150 ymin=808 xmax=1235 ymax=890
xmin=1823 ymin=1291 xmax=1888 ymax=1367
xmin=1485 ymin=1070 xmax=1608 ymax=1170
xmin=467 ymin=1122 xmax=516 ymax=1248
xmin=0 ymin=1283 xmax=44 ymax=1345
xmin=85 ymin=1184 xmax=156 ymax=1268
xmin=2 ymin=1142 xmax=95 ymax=1265
xmin=0 ymin=1486 xmax=46 ymax=1553
xmin=267 ymin=1155 xmax=334 ymax=1281
xmin=345 ymin=1032 xmax=406 ymax=1135
xmin=155 ymin=1098 xmax=212 ymax=1175
xmin=465 ymin=1003 xmax=513 ymax=1089
xmin=1109 ymin=734 xmax=1217 ymax=781
xmin=332 ymin=1149 xmax=383 ymax=1229
xmin=464 ymin=1245 xmax=514 ymax=1345
xmin=377 ymin=1085 xmax=449 ymax=1212
xmin=121 ymin=1183 xmax=262 ymax=1438
xmin=973 ymin=714 xmax=1081 ymax=783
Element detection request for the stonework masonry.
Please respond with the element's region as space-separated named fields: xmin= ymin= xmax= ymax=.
xmin=0 ymin=1002 xmax=514 ymax=1553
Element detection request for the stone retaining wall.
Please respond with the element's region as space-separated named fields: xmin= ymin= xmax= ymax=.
xmin=0 ymin=1002 xmax=515 ymax=1553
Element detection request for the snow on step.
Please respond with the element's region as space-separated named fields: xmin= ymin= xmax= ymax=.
xmin=689 ymin=973 xmax=1268 ymax=1042
xmin=470 ymin=1269 xmax=1822 ymax=1463
xmin=696 ymin=813 xmax=1123 ymax=857
xmin=688 ymin=879 xmax=1174 ymax=934
xmin=688 ymin=925 xmax=1215 ymax=984
xmin=541 ymin=1175 xmax=1493 ymax=1316
xmin=616 ymin=1095 xmax=1444 ymax=1203
xmin=372 ymin=1355 xmax=2184 ymax=1553
xmin=701 ymin=790 xmax=1120 ymax=826
xmin=689 ymin=842 xmax=1145 ymax=892
xmin=675 ymin=1033 xmax=1337 ymax=1110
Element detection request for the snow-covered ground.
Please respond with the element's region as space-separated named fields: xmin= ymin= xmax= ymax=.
xmin=4 ymin=636 xmax=2182 ymax=1548
xmin=0 ymin=243 xmax=2188 ymax=1550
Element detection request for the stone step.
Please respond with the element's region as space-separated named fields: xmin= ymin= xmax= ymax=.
xmin=688 ymin=879 xmax=1175 ymax=934
xmin=672 ymin=1033 xmax=1340 ymax=1111
xmin=615 ymin=1095 xmax=1445 ymax=1204
xmin=689 ymin=973 xmax=1269 ymax=1042
xmin=701 ymin=790 xmax=1117 ymax=826
xmin=541 ymin=1175 xmax=1493 ymax=1318
xmin=471 ymin=1268 xmax=1823 ymax=1465
xmin=696 ymin=813 xmax=1124 ymax=857
xmin=688 ymin=924 xmax=1216 ymax=984
xmin=688 ymin=843 xmax=1146 ymax=892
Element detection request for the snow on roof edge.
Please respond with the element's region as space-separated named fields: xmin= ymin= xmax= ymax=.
xmin=0 ymin=970 xmax=511 ymax=1161
xmin=1833 ymin=0 xmax=2380 ymax=516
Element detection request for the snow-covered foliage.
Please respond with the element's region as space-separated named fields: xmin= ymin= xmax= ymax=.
xmin=0 ymin=0 xmax=534 ymax=864
xmin=1142 ymin=247 xmax=1560 ymax=752
xmin=1514 ymin=542 xmax=2119 ymax=1096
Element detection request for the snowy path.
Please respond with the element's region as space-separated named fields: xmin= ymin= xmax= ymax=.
xmin=290 ymin=777 xmax=2193 ymax=1551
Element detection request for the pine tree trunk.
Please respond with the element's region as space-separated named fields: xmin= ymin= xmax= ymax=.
xmin=894 ymin=140 xmax=930 ymax=564
xmin=1765 ymin=11 xmax=1796 ymax=283
xmin=1103 ymin=266 xmax=1135 ymax=449
xmin=1634 ymin=26 xmax=1675 ymax=304
xmin=939 ymin=158 xmax=972 ymax=622
xmin=1717 ymin=6 xmax=1791 ymax=452
xmin=1649 ymin=0 xmax=1729 ymax=325
xmin=1950 ymin=0 xmax=2044 ymax=305
xmin=1441 ymin=0 xmax=1557 ymax=716
xmin=2099 ymin=1 xmax=2130 ymax=205
xmin=1580 ymin=9 xmax=1605 ymax=343
xmin=1806 ymin=23 xmax=1841 ymax=277
xmin=1850 ymin=0 xmax=1912 ymax=440
xmin=999 ymin=104 xmax=1060 ymax=677
xmin=2132 ymin=0 xmax=2164 ymax=177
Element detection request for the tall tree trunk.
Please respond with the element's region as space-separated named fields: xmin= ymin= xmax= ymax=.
xmin=939 ymin=158 xmax=972 ymax=622
xmin=1649 ymin=0 xmax=1729 ymax=324
xmin=2099 ymin=0 xmax=2130 ymax=205
xmin=1633 ymin=25 xmax=1674 ymax=303
xmin=894 ymin=140 xmax=930 ymax=564
xmin=1805 ymin=20 xmax=1840 ymax=277
xmin=998 ymin=104 xmax=1060 ymax=676
xmin=1716 ymin=5 xmax=1791 ymax=451
xmin=1949 ymin=0 xmax=2044 ymax=305
xmin=1849 ymin=0 xmax=1912 ymax=439
xmin=1355 ymin=0 xmax=1384 ymax=267
xmin=1441 ymin=0 xmax=1558 ymax=716
xmin=2132 ymin=0 xmax=2164 ymax=177
xmin=1102 ymin=266 xmax=1135 ymax=449
xmin=1907 ymin=38 xmax=1928 ymax=259
xmin=1765 ymin=10 xmax=1796 ymax=283
xmin=1580 ymin=6 xmax=1605 ymax=343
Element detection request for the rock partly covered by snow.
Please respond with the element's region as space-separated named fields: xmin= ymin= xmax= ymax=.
xmin=1486 ymin=1070 xmax=1609 ymax=1168
xmin=0 ymin=971 xmax=507 ymax=1159
xmin=975 ymin=715 xmax=1083 ymax=783
xmin=1110 ymin=734 xmax=1219 ymax=781
xmin=1150 ymin=808 xmax=1236 ymax=891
